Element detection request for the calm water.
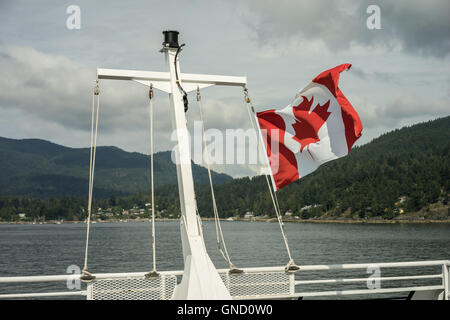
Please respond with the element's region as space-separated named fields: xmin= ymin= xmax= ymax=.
xmin=0 ymin=221 xmax=449 ymax=299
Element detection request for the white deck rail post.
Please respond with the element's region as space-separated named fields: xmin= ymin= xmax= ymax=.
xmin=1 ymin=260 xmax=449 ymax=299
xmin=443 ymin=262 xmax=449 ymax=300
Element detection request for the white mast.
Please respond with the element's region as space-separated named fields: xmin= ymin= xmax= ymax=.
xmin=97 ymin=31 xmax=246 ymax=299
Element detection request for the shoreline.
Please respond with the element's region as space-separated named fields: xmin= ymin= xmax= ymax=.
xmin=223 ymin=218 xmax=450 ymax=224
xmin=1 ymin=218 xmax=449 ymax=225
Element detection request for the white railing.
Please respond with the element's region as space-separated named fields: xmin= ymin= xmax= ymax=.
xmin=0 ymin=260 xmax=448 ymax=300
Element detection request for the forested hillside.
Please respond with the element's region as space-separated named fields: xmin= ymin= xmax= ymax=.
xmin=0 ymin=138 xmax=231 ymax=198
xmin=0 ymin=116 xmax=448 ymax=221
xmin=196 ymin=116 xmax=449 ymax=219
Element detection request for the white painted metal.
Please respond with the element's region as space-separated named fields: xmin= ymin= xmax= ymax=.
xmin=292 ymin=260 xmax=450 ymax=270
xmin=97 ymin=68 xmax=246 ymax=93
xmin=411 ymin=289 xmax=445 ymax=300
xmin=86 ymin=275 xmax=177 ymax=300
xmin=161 ymin=47 xmax=231 ymax=299
xmin=291 ymin=285 xmax=445 ymax=298
xmin=289 ymin=273 xmax=295 ymax=296
xmin=92 ymin=45 xmax=249 ymax=299
xmin=219 ymin=271 xmax=291 ymax=298
xmin=1 ymin=260 xmax=448 ymax=283
xmin=0 ymin=291 xmax=86 ymax=299
xmin=2 ymin=39 xmax=448 ymax=301
xmin=443 ymin=263 xmax=449 ymax=300
xmin=295 ymin=274 xmax=442 ymax=285
xmin=1 ymin=260 xmax=448 ymax=300
xmin=232 ymin=285 xmax=445 ymax=300
xmin=0 ymin=270 xmax=184 ymax=283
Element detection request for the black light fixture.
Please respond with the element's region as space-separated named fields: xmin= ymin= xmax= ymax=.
xmin=162 ymin=30 xmax=179 ymax=48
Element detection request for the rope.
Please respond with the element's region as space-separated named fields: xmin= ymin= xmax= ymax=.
xmin=81 ymin=80 xmax=100 ymax=281
xmin=243 ymin=87 xmax=299 ymax=271
xmin=174 ymin=44 xmax=188 ymax=112
xmin=196 ymin=87 xmax=239 ymax=271
xmin=146 ymin=85 xmax=159 ymax=278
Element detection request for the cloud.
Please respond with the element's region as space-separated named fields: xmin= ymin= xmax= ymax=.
xmin=349 ymin=66 xmax=400 ymax=84
xmin=0 ymin=1 xmax=448 ymax=178
xmin=232 ymin=0 xmax=450 ymax=58
xmin=0 ymin=44 xmax=261 ymax=176
xmin=348 ymin=93 xmax=449 ymax=144
xmin=0 ymin=44 xmax=176 ymax=151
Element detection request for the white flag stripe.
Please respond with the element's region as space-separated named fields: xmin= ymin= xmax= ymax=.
xmin=276 ymin=82 xmax=348 ymax=178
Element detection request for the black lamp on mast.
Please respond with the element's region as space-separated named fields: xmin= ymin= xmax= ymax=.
xmin=162 ymin=30 xmax=180 ymax=48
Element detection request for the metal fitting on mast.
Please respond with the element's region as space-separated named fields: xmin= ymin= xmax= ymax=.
xmin=243 ymin=86 xmax=255 ymax=113
xmin=93 ymin=80 xmax=100 ymax=96
xmin=196 ymin=86 xmax=201 ymax=101
xmin=149 ymin=84 xmax=154 ymax=100
xmin=162 ymin=30 xmax=180 ymax=48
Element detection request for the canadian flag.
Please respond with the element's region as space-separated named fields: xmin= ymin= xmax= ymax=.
xmin=256 ymin=64 xmax=363 ymax=191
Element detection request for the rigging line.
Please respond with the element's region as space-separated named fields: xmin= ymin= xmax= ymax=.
xmin=243 ymin=88 xmax=298 ymax=269
xmin=82 ymin=81 xmax=100 ymax=280
xmin=196 ymin=87 xmax=235 ymax=269
xmin=196 ymin=88 xmax=232 ymax=267
xmin=174 ymin=44 xmax=188 ymax=112
xmin=146 ymin=85 xmax=159 ymax=278
xmin=150 ymin=85 xmax=157 ymax=274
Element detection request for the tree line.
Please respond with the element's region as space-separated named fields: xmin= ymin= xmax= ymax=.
xmin=1 ymin=117 xmax=449 ymax=222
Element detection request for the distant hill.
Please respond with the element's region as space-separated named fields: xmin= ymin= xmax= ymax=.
xmin=0 ymin=117 xmax=448 ymax=222
xmin=191 ymin=116 xmax=449 ymax=219
xmin=0 ymin=137 xmax=232 ymax=198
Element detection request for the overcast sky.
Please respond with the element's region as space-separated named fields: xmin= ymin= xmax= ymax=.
xmin=0 ymin=0 xmax=449 ymax=177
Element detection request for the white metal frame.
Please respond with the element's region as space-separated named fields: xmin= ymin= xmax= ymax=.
xmin=1 ymin=260 xmax=448 ymax=300
xmin=95 ymin=46 xmax=247 ymax=299
xmin=97 ymin=68 xmax=246 ymax=93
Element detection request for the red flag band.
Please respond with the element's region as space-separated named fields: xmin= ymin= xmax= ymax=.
xmin=256 ymin=64 xmax=363 ymax=191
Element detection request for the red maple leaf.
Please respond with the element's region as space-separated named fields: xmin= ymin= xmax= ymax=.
xmin=291 ymin=95 xmax=331 ymax=155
